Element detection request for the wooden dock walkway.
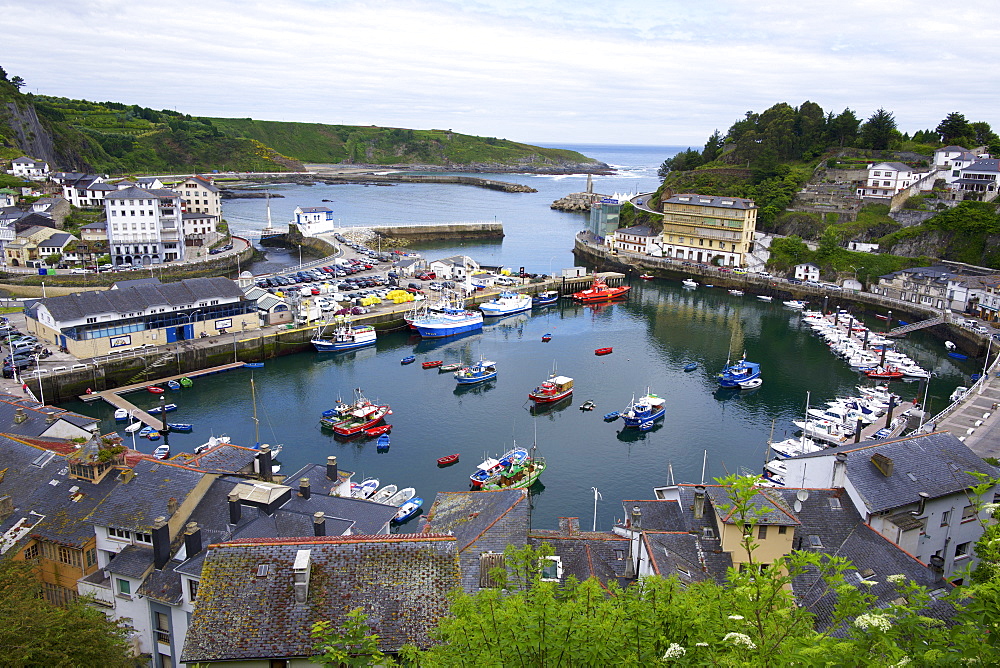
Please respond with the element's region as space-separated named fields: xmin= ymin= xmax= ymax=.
xmin=854 ymin=399 xmax=915 ymax=442
xmin=80 ymin=362 xmax=248 ymax=428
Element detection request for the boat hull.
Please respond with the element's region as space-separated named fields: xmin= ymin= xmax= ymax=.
xmin=622 ymin=406 xmax=665 ymax=427
xmin=529 ymin=388 xmax=572 ymax=403
xmin=412 ymin=319 xmax=483 ymax=338
xmin=455 ymin=371 xmax=497 ymax=384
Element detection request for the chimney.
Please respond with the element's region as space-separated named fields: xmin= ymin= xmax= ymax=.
xmin=630 ymin=505 xmax=642 ymax=531
xmin=292 ymin=549 xmax=311 ymax=604
xmin=915 ymin=491 xmax=929 ymax=516
xmin=299 ymin=478 xmax=311 ymax=499
xmin=567 ymin=517 xmax=580 ymax=534
xmin=693 ymin=486 xmax=706 ymax=519
xmin=326 ymin=456 xmax=338 ymax=481
xmin=167 ymin=496 xmax=178 ymax=517
xmin=13 ymin=408 xmax=26 ymax=424
xmin=831 ymin=453 xmax=848 ymax=488
xmin=929 ymin=554 xmax=945 ymax=576
xmin=152 ymin=516 xmax=170 ymax=570
xmin=259 ymin=445 xmax=273 ymax=483
xmin=228 ymin=491 xmax=242 ymax=525
xmin=0 ymin=495 xmax=13 ymax=522
xmin=184 ymin=521 xmax=202 ymax=557
xmin=45 ymin=413 xmax=57 ymax=424
xmin=313 ymin=511 xmax=326 ymax=537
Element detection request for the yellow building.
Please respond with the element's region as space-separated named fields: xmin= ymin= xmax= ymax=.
xmin=660 ymin=193 xmax=757 ymax=267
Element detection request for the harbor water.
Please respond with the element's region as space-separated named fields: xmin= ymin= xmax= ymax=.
xmin=61 ymin=144 xmax=979 ymax=531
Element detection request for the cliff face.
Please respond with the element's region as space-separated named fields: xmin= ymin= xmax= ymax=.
xmin=1 ymin=100 xmax=57 ymax=165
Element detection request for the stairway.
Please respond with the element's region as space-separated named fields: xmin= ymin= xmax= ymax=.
xmin=124 ymin=353 xmax=175 ymax=385
xmin=885 ymin=314 xmax=945 ymax=337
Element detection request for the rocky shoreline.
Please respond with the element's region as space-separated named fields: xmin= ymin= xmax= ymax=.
xmin=551 ymin=191 xmax=605 ymax=212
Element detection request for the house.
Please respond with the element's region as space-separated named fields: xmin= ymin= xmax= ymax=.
xmin=4 ymin=225 xmax=62 ymax=267
xmin=421 ymin=489 xmax=529 ymax=592
xmin=954 ymin=159 xmax=1000 ymax=199
xmin=24 ymin=276 xmax=259 ymax=356
xmin=528 ymin=517 xmax=632 ymax=588
xmin=393 ymin=257 xmax=425 ymax=277
xmin=30 ymin=196 xmax=71 ymax=227
xmin=37 ymin=232 xmax=77 ymax=265
xmin=0 ymin=393 xmax=100 ymax=441
xmin=934 ymin=146 xmax=980 ymax=185
xmin=428 ymin=255 xmax=479 ymax=280
xmin=794 ymin=263 xmax=820 ymax=282
xmin=782 ymin=431 xmax=1000 ymax=581
xmin=869 ymin=265 xmax=957 ymax=310
xmin=629 ymin=484 xmax=953 ymax=629
xmin=174 ymin=176 xmax=222 ymax=218
xmin=9 ymin=156 xmax=50 ymax=179
xmin=61 ymin=175 xmax=117 ymax=208
xmin=105 ymin=186 xmax=186 ymax=265
xmin=856 ymin=162 xmax=926 ymax=199
xmin=846 ymin=241 xmax=879 ymax=253
xmin=80 ymin=220 xmax=108 ymax=242
xmin=962 ymin=274 xmax=1000 ymax=321
xmin=181 ymin=534 xmax=460 ymax=664
xmin=0 ymin=188 xmax=16 ymax=207
xmin=660 ymin=193 xmax=757 ymax=267
xmin=611 ymin=224 xmax=660 ymax=255
xmin=181 ymin=212 xmax=219 ymax=256
xmin=291 ymin=206 xmax=335 ymax=236
xmin=244 ymin=285 xmax=292 ymax=325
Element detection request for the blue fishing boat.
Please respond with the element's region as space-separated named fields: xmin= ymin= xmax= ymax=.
xmin=948 ymin=352 xmax=968 ymax=360
xmin=603 ymin=411 xmax=620 ymax=422
xmin=684 ymin=362 xmax=698 ymax=372
xmin=400 ymin=355 xmax=416 ymax=365
xmin=454 ymin=358 xmax=498 ymax=385
xmin=621 ymin=393 xmax=666 ymax=428
xmin=393 ymin=497 xmax=423 ymax=523
xmin=148 ymin=403 xmax=178 ymax=415
xmin=717 ymin=355 xmax=761 ymax=388
xmin=138 ymin=426 xmax=154 ymax=438
xmin=377 ymin=434 xmax=390 ymax=451
xmin=311 ymin=322 xmax=377 ymax=352
xmin=167 ymin=380 xmax=181 ymax=391
xmin=532 ymin=290 xmax=559 ymax=307
xmin=168 ymin=423 xmax=193 ymax=432
xmin=411 ymin=304 xmax=484 ymax=338
xmin=243 ymin=362 xmax=264 ymax=369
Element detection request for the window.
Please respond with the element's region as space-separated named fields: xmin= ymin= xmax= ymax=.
xmin=778 ymin=525 xmax=788 ymax=535
xmin=108 ymin=527 xmax=131 ymax=541
xmin=757 ymin=525 xmax=768 ymax=539
xmin=540 ymin=556 xmax=563 ymax=581
xmin=955 ymin=541 xmax=971 ymax=559
xmin=479 ymin=552 xmax=505 ymax=588
xmin=117 ymin=578 xmax=131 ymax=596
xmin=808 ymin=535 xmax=823 ymax=548
xmin=941 ymin=510 xmax=951 ymax=526
xmin=85 ymin=547 xmax=97 ymax=569
xmin=962 ymin=505 xmax=976 ymax=522
xmin=155 ymin=611 xmax=170 ymax=644
xmin=188 ymin=579 xmax=199 ymax=601
xmin=135 ymin=532 xmax=152 ymax=545
xmin=23 ymin=543 xmax=38 ymax=561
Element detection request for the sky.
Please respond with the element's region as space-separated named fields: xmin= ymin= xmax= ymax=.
xmin=6 ymin=0 xmax=1000 ymax=148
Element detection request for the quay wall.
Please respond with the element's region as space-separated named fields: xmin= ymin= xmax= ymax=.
xmin=371 ymin=223 xmax=505 ymax=241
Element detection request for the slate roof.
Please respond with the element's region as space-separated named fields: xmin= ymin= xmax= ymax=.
xmin=183 ymin=443 xmax=259 ymax=474
xmin=529 ymin=525 xmax=632 ymax=588
xmin=80 ymin=221 xmax=107 ymax=230
xmin=642 ymin=531 xmax=733 ymax=585
xmin=284 ymin=462 xmax=353 ymax=496
xmin=137 ymin=560 xmax=185 ymax=605
xmin=421 ymin=489 xmax=529 ymax=593
xmin=296 ymin=207 xmax=331 ymax=213
xmin=181 ymin=535 xmax=460 ymax=661
xmin=786 ymin=431 xmax=999 ymax=513
xmin=36 ymin=276 xmax=244 ymax=323
xmin=88 ymin=458 xmax=211 ymax=533
xmin=0 ymin=393 xmax=99 ymax=438
xmin=39 ymin=232 xmax=73 ymax=249
xmin=616 ymin=225 xmax=656 ymax=237
xmin=188 ymin=176 xmax=221 ymax=193
xmin=13 ymin=213 xmax=55 ymax=233
xmin=105 ymin=544 xmax=154 ymax=579
xmin=963 ymin=159 xmax=1000 ymax=173
xmin=664 ymin=193 xmax=756 ymax=210
xmin=878 ymin=265 xmax=957 ymax=283
xmin=111 ymin=277 xmax=161 ymax=290
xmin=620 ymin=499 xmax=686 ymax=531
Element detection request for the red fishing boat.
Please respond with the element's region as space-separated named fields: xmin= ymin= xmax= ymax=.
xmin=422 ymin=360 xmax=444 ymax=369
xmin=541 ymin=333 xmax=552 ymax=342
xmin=147 ymin=385 xmax=164 ymax=394
xmin=595 ymin=347 xmax=613 ymax=356
xmin=528 ymin=374 xmax=574 ymax=403
xmin=570 ymin=278 xmax=631 ymax=303
xmin=640 ymin=274 xmax=654 ymax=280
xmin=437 ymin=453 xmax=460 ymax=466
xmin=364 ymin=424 xmax=392 ymax=437
xmin=865 ymin=366 xmax=904 ymax=380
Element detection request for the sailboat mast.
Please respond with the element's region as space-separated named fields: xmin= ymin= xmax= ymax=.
xmin=251 ymin=377 xmax=260 ymax=446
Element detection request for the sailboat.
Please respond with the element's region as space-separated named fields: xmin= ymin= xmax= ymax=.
xmin=249 ymin=377 xmax=282 ymax=458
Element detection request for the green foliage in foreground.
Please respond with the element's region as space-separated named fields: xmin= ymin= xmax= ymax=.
xmin=0 ymin=560 xmax=135 ymax=667
xmin=311 ymin=474 xmax=1000 ymax=667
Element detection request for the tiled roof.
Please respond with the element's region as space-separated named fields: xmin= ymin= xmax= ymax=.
xmin=786 ymin=431 xmax=999 ymax=513
xmin=105 ymin=544 xmax=154 ymax=579
xmin=963 ymin=159 xmax=1000 ymax=173
xmin=89 ymin=458 xmax=211 ymax=533
xmin=181 ymin=535 xmax=460 ymax=661
xmin=136 ymin=559 xmax=184 ymax=605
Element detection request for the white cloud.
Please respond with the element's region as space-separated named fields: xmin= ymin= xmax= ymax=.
xmin=5 ymin=0 xmax=1000 ymax=145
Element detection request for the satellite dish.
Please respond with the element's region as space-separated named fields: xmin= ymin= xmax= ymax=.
xmin=240 ymin=271 xmax=253 ymax=278
xmin=796 ymin=489 xmax=810 ymax=503
xmin=794 ymin=500 xmax=802 ymax=512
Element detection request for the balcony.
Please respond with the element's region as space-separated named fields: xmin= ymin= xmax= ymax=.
xmin=77 ymin=569 xmax=116 ymax=609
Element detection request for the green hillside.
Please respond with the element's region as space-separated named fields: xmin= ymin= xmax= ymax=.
xmin=207 ymin=118 xmax=601 ymax=168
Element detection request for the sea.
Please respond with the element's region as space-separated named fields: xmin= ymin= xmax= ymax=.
xmin=61 ymin=144 xmax=977 ymax=532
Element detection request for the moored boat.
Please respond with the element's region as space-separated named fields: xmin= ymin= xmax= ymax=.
xmin=320 ymin=389 xmax=391 ymax=436
xmin=388 ymin=487 xmax=416 ymax=506
xmin=147 ymin=385 xmax=164 ymax=394
xmin=114 ymin=408 xmax=129 ymax=421
xmin=370 ymin=484 xmax=398 ymax=504
xmin=167 ymin=423 xmax=193 ymax=432
xmin=756 ymin=295 xmax=773 ymax=302
xmin=738 ymin=378 xmax=763 ymax=389
xmin=570 ymin=278 xmax=630 ymax=303
xmin=682 ymin=278 xmax=698 ymax=288
xmin=242 ymin=362 xmax=264 ymax=369
xmin=621 ymin=393 xmax=666 ymax=427
xmin=147 ymin=431 xmax=161 ymax=441
xmin=352 ymin=478 xmax=380 ymax=499
xmin=125 ymin=421 xmax=144 ymax=433
xmin=541 ymin=333 xmax=552 ymax=342
xmin=470 ymin=447 xmax=529 ymax=488
xmin=311 ymin=322 xmax=377 ymax=352
xmin=684 ymin=362 xmax=698 ymax=372
xmin=528 ymin=374 xmax=573 ymax=403
xmin=640 ymin=274 xmax=654 ymax=281
xmin=783 ymin=300 xmax=807 ymax=309
xmin=579 ymin=399 xmax=596 ymax=411
xmin=481 ymin=456 xmax=546 ymax=490
xmin=865 ymin=366 xmax=904 ymax=380
xmin=167 ymin=380 xmax=181 ymax=390
xmin=532 ymin=290 xmax=559 ymax=306
xmin=437 ymin=453 xmax=460 ymax=466
xmin=595 ymin=347 xmax=613 ymax=356
xmin=148 ymin=403 xmax=178 ymax=415
xmin=603 ymin=411 xmax=620 ymax=421
xmin=393 ymin=497 xmax=423 ymax=523
xmin=411 ymin=304 xmax=484 ymax=338
xmin=139 ymin=426 xmax=154 ymax=438
xmin=400 ymin=355 xmax=416 ymax=364
xmin=480 ymin=291 xmax=533 ymax=317
xmin=179 ymin=377 xmax=194 ymax=387
xmin=153 ymin=444 xmax=170 ymax=459
xmin=364 ymin=424 xmax=392 ymax=437
xmin=438 ymin=362 xmax=463 ymax=372
xmin=422 ymin=360 xmax=444 ymax=369
xmin=455 ymin=358 xmax=498 ymax=384
xmin=717 ymin=355 xmax=761 ymax=388
xmin=376 ymin=434 xmax=390 ymax=451
xmin=728 ymin=289 xmax=744 ymax=297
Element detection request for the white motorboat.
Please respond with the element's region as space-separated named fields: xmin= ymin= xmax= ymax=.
xmin=783 ymin=300 xmax=807 ymax=309
xmin=352 ymin=478 xmax=380 ymax=499
xmin=738 ymin=377 xmax=763 ymax=389
xmin=770 ymin=436 xmax=824 ymax=458
xmin=950 ymin=386 xmax=968 ymax=403
xmin=194 ymin=434 xmax=231 ymax=455
xmin=763 ymin=458 xmax=787 ymax=484
xmin=387 ymin=487 xmax=416 ymax=506
xmin=125 ymin=421 xmax=144 ymax=433
xmin=153 ymin=444 xmax=170 ymax=460
xmin=756 ymin=295 xmax=773 ymax=302
xmin=728 ymin=289 xmax=744 ymax=296
xmin=682 ymin=278 xmax=698 ymax=288
xmin=793 ymin=419 xmax=851 ymax=444
xmin=114 ymin=408 xmax=129 ymax=421
xmin=370 ymin=484 xmax=398 ymax=505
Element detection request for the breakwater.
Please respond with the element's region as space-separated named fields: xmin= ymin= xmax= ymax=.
xmin=227 ymin=173 xmax=537 ymax=193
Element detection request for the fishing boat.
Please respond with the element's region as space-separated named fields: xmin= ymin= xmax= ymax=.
xmin=595 ymin=347 xmax=613 ymax=356
xmin=193 ymin=435 xmax=231 ymax=455
xmin=684 ymin=362 xmax=698 ymax=372
xmin=376 ymin=434 xmax=390 ymax=451
xmin=410 ymin=302 xmax=484 ymax=338
xmin=370 ymin=484 xmax=398 ymax=504
xmin=167 ymin=423 xmax=193 ymax=432
xmin=681 ymin=278 xmax=698 ymax=288
xmin=717 ymin=355 xmax=761 ymax=388
xmin=438 ymin=362 xmax=463 ymax=372
xmin=528 ymin=374 xmax=574 ymax=403
xmin=455 ymin=358 xmax=498 ymax=384
xmin=351 ymin=478 xmax=380 ymax=499
xmin=480 ymin=291 xmax=533 ymax=317
xmin=621 ymin=393 xmax=666 ymax=427
xmin=865 ymin=366 xmax=904 ymax=380
xmin=125 ymin=421 xmax=144 ymax=433
xmin=139 ymin=426 xmax=154 ymax=438
xmin=579 ymin=399 xmax=596 ymax=411
xmin=114 ymin=408 xmax=129 ymax=421
xmin=422 ymin=360 xmax=444 ymax=369
xmin=311 ymin=322 xmax=377 ymax=352
xmin=570 ymin=278 xmax=631 ymax=303
xmin=738 ymin=378 xmax=763 ymax=390
xmin=481 ymin=455 xmax=546 ymax=490
xmin=167 ymin=380 xmax=181 ymax=391
xmin=728 ymin=289 xmax=744 ymax=297
xmin=470 ymin=447 xmax=529 ymax=488
xmin=603 ymin=411 xmax=620 ymax=421
xmin=400 ymin=355 xmax=416 ymax=365
xmin=148 ymin=403 xmax=178 ymax=415
xmin=640 ymin=273 xmax=654 ymax=281
xmin=179 ymin=377 xmax=194 ymax=387
xmin=364 ymin=424 xmax=392 ymax=437
xmin=756 ymin=295 xmax=773 ymax=302
xmin=153 ymin=444 xmax=170 ymax=460
xmin=437 ymin=453 xmax=460 ymax=466
xmin=388 ymin=487 xmax=416 ymax=506
xmin=541 ymin=333 xmax=552 ymax=342
xmin=147 ymin=385 xmax=164 ymax=394
xmin=320 ymin=389 xmax=391 ymax=436
xmin=393 ymin=497 xmax=423 ymax=523
xmin=242 ymin=362 xmax=264 ymax=369
xmin=532 ymin=290 xmax=559 ymax=306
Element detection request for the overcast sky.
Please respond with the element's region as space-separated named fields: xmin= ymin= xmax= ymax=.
xmin=6 ymin=0 xmax=998 ymax=148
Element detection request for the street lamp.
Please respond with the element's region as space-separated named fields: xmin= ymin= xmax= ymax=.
xmin=33 ymin=353 xmax=44 ymax=405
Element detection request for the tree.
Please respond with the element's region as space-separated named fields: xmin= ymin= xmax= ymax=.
xmin=937 ymin=112 xmax=973 ymax=144
xmin=0 ymin=560 xmax=134 ymax=666
xmin=860 ymin=108 xmax=898 ymax=150
xmin=658 ymin=148 xmax=703 ymax=177
xmin=44 ymin=253 xmax=62 ymax=267
xmin=702 ymin=129 xmax=724 ymax=163
xmin=829 ymin=108 xmax=861 ymax=147
xmin=9 ymin=75 xmax=25 ymax=91
xmin=971 ymin=121 xmax=999 ymax=147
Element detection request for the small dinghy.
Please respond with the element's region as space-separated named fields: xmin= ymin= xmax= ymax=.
xmin=393 ymin=497 xmax=423 ymax=523
xmin=603 ymin=411 xmax=620 ymax=421
xmin=146 ymin=385 xmax=164 ymax=394
xmin=541 ymin=333 xmax=552 ymax=342
xmin=364 ymin=424 xmax=392 ymax=437
xmin=167 ymin=423 xmax=193 ymax=432
xmin=580 ymin=399 xmax=596 ymax=411
xmin=738 ymin=378 xmax=763 ymax=390
xmin=114 ymin=408 xmax=129 ymax=421
xmin=153 ymin=444 xmax=170 ymax=459
xmin=400 ymin=356 xmax=416 ymax=365
xmin=166 ymin=380 xmax=181 ymax=391
xmin=684 ymin=362 xmax=698 ymax=372
xmin=125 ymin=421 xmax=143 ymax=433
xmin=422 ymin=360 xmax=444 ymax=369
xmin=594 ymin=347 xmax=613 ymax=356
xmin=376 ymin=434 xmax=390 ymax=451
xmin=437 ymin=453 xmax=460 ymax=466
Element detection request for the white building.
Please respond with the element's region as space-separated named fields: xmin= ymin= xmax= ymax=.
xmin=934 ymin=146 xmax=979 ymax=185
xmin=611 ymin=225 xmax=660 ymax=255
xmin=0 ymin=188 xmax=15 ymax=207
xmin=782 ymin=432 xmax=1000 ymax=581
xmin=954 ymin=159 xmax=1000 ymax=198
xmin=794 ymin=263 xmax=820 ymax=282
xmin=104 ymin=186 xmax=185 ymax=265
xmin=856 ymin=162 xmax=925 ymax=199
xmin=62 ymin=175 xmax=118 ymax=208
xmin=9 ymin=156 xmax=49 ymax=179
xmin=175 ymin=176 xmax=222 ymax=218
xmin=428 ymin=255 xmax=480 ymax=280
xmin=292 ymin=206 xmax=335 ymax=236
